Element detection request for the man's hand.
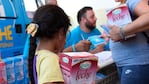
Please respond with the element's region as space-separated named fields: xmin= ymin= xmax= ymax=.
xmin=100 ymin=31 xmax=110 ymax=43
xmin=75 ymin=40 xmax=91 ymax=52
xmin=89 ymin=44 xmax=105 ymax=54
xmin=108 ymin=25 xmax=122 ymax=42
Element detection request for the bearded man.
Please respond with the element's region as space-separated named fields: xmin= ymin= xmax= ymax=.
xmin=64 ymin=6 xmax=109 ymax=54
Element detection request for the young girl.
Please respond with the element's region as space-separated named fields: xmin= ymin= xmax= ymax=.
xmin=27 ymin=5 xmax=71 ymax=84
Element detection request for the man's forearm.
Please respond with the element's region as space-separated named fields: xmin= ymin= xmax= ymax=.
xmin=63 ymin=46 xmax=73 ymax=52
xmin=124 ymin=12 xmax=149 ymax=36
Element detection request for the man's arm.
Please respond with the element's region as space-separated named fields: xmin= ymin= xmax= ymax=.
xmin=63 ymin=46 xmax=74 ymax=52
xmin=63 ymin=40 xmax=91 ymax=52
xmin=124 ymin=0 xmax=149 ymax=36
xmin=109 ymin=0 xmax=149 ymax=42
xmin=89 ymin=44 xmax=105 ymax=54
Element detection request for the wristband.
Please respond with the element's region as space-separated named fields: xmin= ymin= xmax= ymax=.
xmin=119 ymin=27 xmax=126 ymax=40
xmin=72 ymin=44 xmax=76 ymax=52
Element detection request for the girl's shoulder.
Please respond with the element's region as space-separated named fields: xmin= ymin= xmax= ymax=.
xmin=36 ymin=50 xmax=58 ymax=60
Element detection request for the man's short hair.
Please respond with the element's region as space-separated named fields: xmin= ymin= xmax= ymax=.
xmin=77 ymin=6 xmax=93 ymax=24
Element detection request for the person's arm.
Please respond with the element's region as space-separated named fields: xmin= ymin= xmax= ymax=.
xmin=89 ymin=44 xmax=105 ymax=54
xmin=63 ymin=40 xmax=91 ymax=52
xmin=109 ymin=0 xmax=149 ymax=42
xmin=123 ymin=0 xmax=149 ymax=35
xmin=63 ymin=46 xmax=74 ymax=52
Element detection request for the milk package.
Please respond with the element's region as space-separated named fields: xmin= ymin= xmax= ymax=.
xmin=88 ymin=35 xmax=105 ymax=49
xmin=0 ymin=62 xmax=7 ymax=84
xmin=59 ymin=52 xmax=98 ymax=84
xmin=106 ymin=4 xmax=136 ymax=39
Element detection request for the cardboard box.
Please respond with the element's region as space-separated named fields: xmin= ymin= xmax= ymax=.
xmin=59 ymin=52 xmax=98 ymax=84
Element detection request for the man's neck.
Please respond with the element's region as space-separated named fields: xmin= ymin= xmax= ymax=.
xmin=80 ymin=24 xmax=91 ymax=33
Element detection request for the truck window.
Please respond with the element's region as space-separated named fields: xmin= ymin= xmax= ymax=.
xmin=24 ymin=0 xmax=44 ymax=19
xmin=0 ymin=0 xmax=5 ymax=17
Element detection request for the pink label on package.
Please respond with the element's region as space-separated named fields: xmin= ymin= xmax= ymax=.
xmin=59 ymin=52 xmax=98 ymax=84
xmin=107 ymin=4 xmax=132 ymax=27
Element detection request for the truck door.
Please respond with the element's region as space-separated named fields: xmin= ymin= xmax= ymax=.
xmin=0 ymin=0 xmax=30 ymax=58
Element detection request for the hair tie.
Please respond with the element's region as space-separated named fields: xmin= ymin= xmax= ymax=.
xmin=26 ymin=23 xmax=38 ymax=37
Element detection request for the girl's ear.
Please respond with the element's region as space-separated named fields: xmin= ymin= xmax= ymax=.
xmin=57 ymin=28 xmax=65 ymax=40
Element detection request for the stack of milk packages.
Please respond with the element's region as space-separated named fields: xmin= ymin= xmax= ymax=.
xmin=0 ymin=53 xmax=7 ymax=84
xmin=0 ymin=55 xmax=29 ymax=84
xmin=106 ymin=4 xmax=136 ymax=38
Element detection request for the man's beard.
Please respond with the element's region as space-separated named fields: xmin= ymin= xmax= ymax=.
xmin=85 ymin=18 xmax=96 ymax=31
xmin=85 ymin=21 xmax=96 ymax=31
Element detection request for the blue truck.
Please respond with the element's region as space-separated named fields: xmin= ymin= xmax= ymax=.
xmin=0 ymin=0 xmax=31 ymax=58
xmin=0 ymin=0 xmax=44 ymax=59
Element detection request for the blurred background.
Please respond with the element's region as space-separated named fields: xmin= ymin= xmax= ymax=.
xmin=24 ymin=0 xmax=119 ymax=30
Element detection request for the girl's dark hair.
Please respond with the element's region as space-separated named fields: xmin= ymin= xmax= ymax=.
xmin=28 ymin=5 xmax=71 ymax=84
xmin=77 ymin=6 xmax=92 ymax=24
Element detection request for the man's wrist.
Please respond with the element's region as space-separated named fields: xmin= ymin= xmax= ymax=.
xmin=72 ymin=44 xmax=76 ymax=52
